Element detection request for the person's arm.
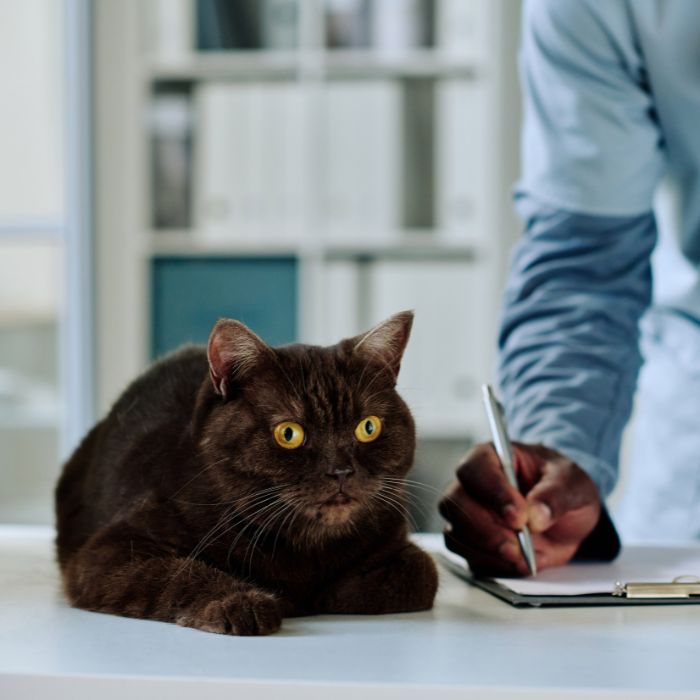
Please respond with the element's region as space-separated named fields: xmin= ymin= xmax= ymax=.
xmin=441 ymin=0 xmax=665 ymax=574
xmin=501 ymin=0 xmax=665 ymax=497
xmin=499 ymin=206 xmax=657 ymax=501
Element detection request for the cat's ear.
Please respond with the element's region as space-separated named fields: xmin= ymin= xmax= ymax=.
xmin=351 ymin=310 xmax=414 ymax=383
xmin=207 ymin=319 xmax=272 ymax=397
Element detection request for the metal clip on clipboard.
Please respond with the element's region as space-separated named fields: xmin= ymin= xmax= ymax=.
xmin=613 ymin=576 xmax=700 ymax=599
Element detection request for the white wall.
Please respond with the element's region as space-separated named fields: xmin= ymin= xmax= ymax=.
xmin=0 ymin=0 xmax=64 ymax=223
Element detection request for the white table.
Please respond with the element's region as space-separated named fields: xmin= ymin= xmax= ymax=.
xmin=1 ymin=525 xmax=699 ymax=699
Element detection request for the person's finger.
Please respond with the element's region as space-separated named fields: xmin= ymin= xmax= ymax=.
xmin=444 ymin=528 xmax=530 ymax=577
xmin=530 ymin=532 xmax=580 ymax=569
xmin=453 ymin=444 xmax=528 ymax=528
xmin=525 ymin=459 xmax=600 ymax=532
xmin=440 ymin=488 xmax=522 ymax=559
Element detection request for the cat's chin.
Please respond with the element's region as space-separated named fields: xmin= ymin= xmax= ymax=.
xmin=306 ymin=494 xmax=358 ymax=528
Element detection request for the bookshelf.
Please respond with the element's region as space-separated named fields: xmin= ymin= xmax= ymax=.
xmin=94 ymin=0 xmax=522 ymax=526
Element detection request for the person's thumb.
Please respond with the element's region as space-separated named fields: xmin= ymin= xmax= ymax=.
xmin=525 ymin=460 xmax=599 ymax=533
xmin=525 ymin=471 xmax=575 ymax=533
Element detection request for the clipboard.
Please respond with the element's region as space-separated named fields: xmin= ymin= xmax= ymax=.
xmin=437 ymin=544 xmax=700 ymax=608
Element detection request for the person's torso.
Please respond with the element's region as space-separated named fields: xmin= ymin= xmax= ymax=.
xmin=632 ymin=1 xmax=700 ymax=315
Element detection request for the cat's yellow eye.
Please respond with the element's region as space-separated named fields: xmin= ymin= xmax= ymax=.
xmin=273 ymin=422 xmax=305 ymax=449
xmin=355 ymin=416 xmax=382 ymax=443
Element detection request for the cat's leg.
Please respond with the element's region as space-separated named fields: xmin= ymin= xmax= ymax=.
xmin=61 ymin=522 xmax=282 ymax=635
xmin=315 ymin=542 xmax=438 ymax=614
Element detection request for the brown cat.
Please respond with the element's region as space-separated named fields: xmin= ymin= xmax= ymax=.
xmin=55 ymin=311 xmax=438 ymax=635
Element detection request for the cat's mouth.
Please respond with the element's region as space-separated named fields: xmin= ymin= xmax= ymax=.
xmin=323 ymin=492 xmax=353 ymax=506
xmin=303 ymin=491 xmax=358 ymax=527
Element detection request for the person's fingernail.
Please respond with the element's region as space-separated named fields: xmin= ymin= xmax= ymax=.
xmin=498 ymin=539 xmax=520 ymax=561
xmin=529 ymin=502 xmax=552 ymax=531
xmin=502 ymin=503 xmax=526 ymax=528
xmin=502 ymin=504 xmax=517 ymax=521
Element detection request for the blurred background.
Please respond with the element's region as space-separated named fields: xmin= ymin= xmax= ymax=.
xmin=0 ymin=0 xmax=522 ymax=530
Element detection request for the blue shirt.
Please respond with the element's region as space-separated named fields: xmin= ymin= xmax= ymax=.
xmin=500 ymin=0 xmax=700 ymax=509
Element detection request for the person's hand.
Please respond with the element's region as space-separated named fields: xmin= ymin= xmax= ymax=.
xmin=439 ymin=442 xmax=601 ymax=576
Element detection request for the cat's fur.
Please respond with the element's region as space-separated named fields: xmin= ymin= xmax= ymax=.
xmin=55 ymin=311 xmax=438 ymax=635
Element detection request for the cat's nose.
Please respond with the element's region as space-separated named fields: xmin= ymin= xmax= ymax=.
xmin=326 ymin=467 xmax=354 ymax=490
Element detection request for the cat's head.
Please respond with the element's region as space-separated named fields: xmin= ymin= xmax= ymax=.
xmin=196 ymin=311 xmax=416 ymax=542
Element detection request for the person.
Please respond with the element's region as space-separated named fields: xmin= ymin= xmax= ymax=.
xmin=440 ymin=0 xmax=700 ymax=576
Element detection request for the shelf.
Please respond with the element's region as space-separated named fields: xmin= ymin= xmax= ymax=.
xmin=147 ymin=230 xmax=482 ymax=262
xmin=324 ymin=50 xmax=479 ymax=80
xmin=145 ymin=50 xmax=478 ymax=84
xmin=145 ymin=51 xmax=301 ymax=84
xmin=149 ymin=231 xmax=300 ymax=257
xmin=323 ymin=240 xmax=479 ymax=262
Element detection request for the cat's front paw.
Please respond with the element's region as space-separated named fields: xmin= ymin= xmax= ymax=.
xmin=177 ymin=589 xmax=282 ymax=636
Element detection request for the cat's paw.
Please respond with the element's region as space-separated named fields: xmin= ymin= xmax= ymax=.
xmin=177 ymin=590 xmax=282 ymax=636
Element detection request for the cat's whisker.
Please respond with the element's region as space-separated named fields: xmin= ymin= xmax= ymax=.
xmin=242 ymin=499 xmax=295 ymax=574
xmin=368 ymin=491 xmax=420 ymax=532
xmin=167 ymin=455 xmax=231 ymax=501
xmin=374 ymin=484 xmax=428 ymax=527
xmin=270 ymin=498 xmax=303 ymax=561
xmin=181 ymin=489 xmax=284 ymax=575
xmin=382 ymin=475 xmax=445 ymax=491
xmin=358 ymin=364 xmax=387 ymax=401
xmin=297 ymin=355 xmax=308 ymax=397
xmin=269 ymin=353 xmax=305 ymax=406
xmin=225 ymin=494 xmax=292 ymax=570
xmin=378 ymin=493 xmax=416 ymax=529
xmin=243 ymin=503 xmax=286 ymax=569
xmin=224 ymin=504 xmax=275 ymax=568
xmin=378 ymin=478 xmax=435 ymax=501
xmin=380 ymin=477 xmax=455 ymax=526
xmin=382 ymin=475 xmax=474 ymax=524
xmin=172 ymin=483 xmax=283 ymax=508
xmin=358 ymin=345 xmax=405 ymax=399
xmin=381 ymin=478 xmax=448 ymax=504
xmin=175 ymin=506 xmax=236 ymax=579
xmin=377 ymin=484 xmax=432 ymax=523
xmin=359 ymin=385 xmax=391 ymax=407
xmin=257 ymin=500 xmax=298 ymax=564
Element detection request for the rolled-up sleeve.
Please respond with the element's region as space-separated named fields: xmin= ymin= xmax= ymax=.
xmin=499 ymin=0 xmax=666 ymax=497
xmin=499 ymin=207 xmax=657 ymax=497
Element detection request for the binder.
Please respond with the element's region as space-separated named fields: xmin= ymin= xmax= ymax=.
xmin=438 ymin=543 xmax=700 ymax=608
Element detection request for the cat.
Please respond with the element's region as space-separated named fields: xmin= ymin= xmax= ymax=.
xmin=55 ymin=310 xmax=438 ymax=635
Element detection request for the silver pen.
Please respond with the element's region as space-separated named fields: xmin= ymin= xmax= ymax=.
xmin=481 ymin=384 xmax=537 ymax=576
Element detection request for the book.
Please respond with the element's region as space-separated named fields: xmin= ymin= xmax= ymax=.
xmin=322 ymin=81 xmax=401 ymax=244
xmin=195 ymin=0 xmax=298 ymax=50
xmin=194 ymin=83 xmax=305 ymax=242
xmin=435 ymin=0 xmax=490 ymax=62
xmin=401 ymin=79 xmax=435 ymax=230
xmin=196 ymin=0 xmax=263 ymax=50
xmin=322 ymin=261 xmax=360 ymax=346
xmin=150 ymin=92 xmax=194 ymax=230
xmin=151 ymin=256 xmax=298 ymax=357
xmin=145 ymin=0 xmax=193 ymax=59
xmin=435 ymin=79 xmax=489 ymax=242
xmin=262 ymin=0 xmax=298 ymax=49
xmin=370 ymin=0 xmax=434 ymax=54
xmin=325 ymin=0 xmax=372 ymax=49
xmin=194 ymin=83 xmax=247 ymax=239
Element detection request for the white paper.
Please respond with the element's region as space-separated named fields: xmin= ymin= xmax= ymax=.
xmin=443 ymin=543 xmax=700 ymax=597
